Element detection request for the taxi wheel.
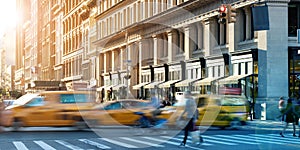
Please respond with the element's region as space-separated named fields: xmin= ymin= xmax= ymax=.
xmin=230 ymin=118 xmax=241 ymax=130
xmin=86 ymin=119 xmax=99 ymax=128
xmin=74 ymin=121 xmax=87 ymax=130
xmin=73 ymin=117 xmax=87 ymax=130
xmin=12 ymin=118 xmax=23 ymax=131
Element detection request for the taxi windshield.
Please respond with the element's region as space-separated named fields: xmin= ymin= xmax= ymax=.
xmin=13 ymin=93 xmax=40 ymax=106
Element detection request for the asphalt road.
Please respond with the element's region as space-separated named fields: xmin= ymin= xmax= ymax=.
xmin=0 ymin=124 xmax=299 ymax=150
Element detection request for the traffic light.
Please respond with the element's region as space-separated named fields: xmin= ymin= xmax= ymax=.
xmin=218 ymin=5 xmax=227 ymax=24
xmin=227 ymin=5 xmax=237 ymax=23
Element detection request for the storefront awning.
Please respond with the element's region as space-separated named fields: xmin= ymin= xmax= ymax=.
xmin=158 ymin=80 xmax=181 ymax=88
xmin=175 ymin=78 xmax=200 ymax=87
xmin=144 ymin=81 xmax=164 ymax=89
xmin=193 ymin=78 xmax=219 ymax=86
xmin=112 ymin=84 xmax=126 ymax=90
xmin=218 ymin=74 xmax=251 ymax=85
xmin=132 ymin=82 xmax=150 ymax=90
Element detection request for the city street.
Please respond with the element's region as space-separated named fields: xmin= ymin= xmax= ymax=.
xmin=0 ymin=120 xmax=299 ymax=150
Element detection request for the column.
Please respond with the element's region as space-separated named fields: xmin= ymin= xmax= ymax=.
xmin=256 ymin=1 xmax=289 ymax=119
xmin=120 ymin=48 xmax=124 ymax=71
xmin=203 ymin=19 xmax=216 ymax=57
xmin=153 ymin=35 xmax=158 ymax=65
xmin=112 ymin=50 xmax=117 ymax=72
xmin=138 ymin=40 xmax=143 ymax=84
xmin=167 ymin=30 xmax=178 ymax=63
xmin=184 ymin=25 xmax=196 ymax=60
xmin=104 ymin=53 xmax=107 ymax=73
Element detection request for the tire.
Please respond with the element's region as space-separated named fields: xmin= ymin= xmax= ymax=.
xmin=230 ymin=118 xmax=242 ymax=130
xmin=73 ymin=116 xmax=87 ymax=130
xmin=12 ymin=118 xmax=23 ymax=131
xmin=74 ymin=121 xmax=87 ymax=130
xmin=86 ymin=119 xmax=99 ymax=128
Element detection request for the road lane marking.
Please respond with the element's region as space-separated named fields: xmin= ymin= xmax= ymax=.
xmin=55 ymin=140 xmax=84 ymax=150
xmin=250 ymin=134 xmax=300 ymax=144
xmin=142 ymin=137 xmax=205 ymax=150
xmin=177 ymin=135 xmax=237 ymax=146
xmin=204 ymin=135 xmax=258 ymax=145
xmin=233 ymin=135 xmax=284 ymax=145
xmin=13 ymin=142 xmax=29 ymax=150
xmin=160 ymin=136 xmax=212 ymax=146
xmin=215 ymin=135 xmax=260 ymax=145
xmin=34 ymin=141 xmax=56 ymax=150
xmin=79 ymin=139 xmax=111 ymax=149
xmin=119 ymin=137 xmax=164 ymax=147
xmin=101 ymin=138 xmax=138 ymax=148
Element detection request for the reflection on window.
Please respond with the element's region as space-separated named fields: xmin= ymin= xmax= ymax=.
xmin=60 ymin=94 xmax=89 ymax=103
xmin=25 ymin=97 xmax=45 ymax=107
xmin=288 ymin=3 xmax=299 ymax=37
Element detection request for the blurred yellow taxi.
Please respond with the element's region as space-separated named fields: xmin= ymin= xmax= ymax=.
xmin=1 ymin=91 xmax=96 ymax=130
xmin=82 ymin=99 xmax=156 ymax=127
xmin=159 ymin=94 xmax=250 ymax=129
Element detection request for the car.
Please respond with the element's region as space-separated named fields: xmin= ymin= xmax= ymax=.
xmin=82 ymin=99 xmax=157 ymax=127
xmin=3 ymin=99 xmax=16 ymax=107
xmin=1 ymin=91 xmax=96 ymax=130
xmin=158 ymin=94 xmax=250 ymax=129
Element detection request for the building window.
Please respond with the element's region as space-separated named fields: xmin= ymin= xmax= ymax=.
xmin=288 ymin=3 xmax=300 ymax=37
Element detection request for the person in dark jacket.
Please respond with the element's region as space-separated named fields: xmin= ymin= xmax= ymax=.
xmin=280 ymin=98 xmax=297 ymax=137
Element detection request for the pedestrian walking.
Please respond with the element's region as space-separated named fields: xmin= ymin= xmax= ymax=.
xmin=177 ymin=91 xmax=197 ymax=147
xmin=294 ymin=98 xmax=300 ymax=137
xmin=280 ymin=98 xmax=297 ymax=137
xmin=278 ymin=96 xmax=285 ymax=122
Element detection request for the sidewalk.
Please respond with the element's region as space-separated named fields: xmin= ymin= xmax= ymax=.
xmin=243 ymin=119 xmax=288 ymax=131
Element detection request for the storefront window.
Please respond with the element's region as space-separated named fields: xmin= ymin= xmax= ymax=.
xmin=288 ymin=3 xmax=300 ymax=37
xmin=289 ymin=48 xmax=300 ymax=98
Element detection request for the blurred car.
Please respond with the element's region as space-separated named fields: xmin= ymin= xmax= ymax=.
xmin=1 ymin=91 xmax=96 ymax=130
xmin=158 ymin=94 xmax=250 ymax=129
xmin=82 ymin=99 xmax=156 ymax=127
xmin=3 ymin=99 xmax=16 ymax=107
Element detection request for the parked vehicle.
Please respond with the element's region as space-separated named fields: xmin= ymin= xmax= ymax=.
xmin=1 ymin=91 xmax=96 ymax=130
xmin=158 ymin=94 xmax=250 ymax=129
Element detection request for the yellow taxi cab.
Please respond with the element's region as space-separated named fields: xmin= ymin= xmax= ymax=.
xmin=158 ymin=94 xmax=250 ymax=129
xmin=82 ymin=99 xmax=156 ymax=127
xmin=1 ymin=91 xmax=96 ymax=130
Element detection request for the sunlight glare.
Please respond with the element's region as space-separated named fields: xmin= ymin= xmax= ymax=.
xmin=0 ymin=0 xmax=17 ymax=35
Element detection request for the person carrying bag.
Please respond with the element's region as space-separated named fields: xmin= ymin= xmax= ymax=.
xmin=177 ymin=91 xmax=198 ymax=147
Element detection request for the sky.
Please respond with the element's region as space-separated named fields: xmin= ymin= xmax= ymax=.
xmin=0 ymin=0 xmax=17 ymax=65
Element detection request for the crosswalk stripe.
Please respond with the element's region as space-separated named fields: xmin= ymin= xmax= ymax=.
xmin=269 ymin=133 xmax=300 ymax=141
xmin=34 ymin=141 xmax=56 ymax=150
xmin=202 ymin=135 xmax=257 ymax=145
xmin=55 ymin=140 xmax=84 ymax=150
xmin=119 ymin=137 xmax=164 ymax=147
xmin=160 ymin=136 xmax=212 ymax=146
xmin=232 ymin=135 xmax=284 ymax=145
xmin=78 ymin=139 xmax=111 ymax=149
xmin=250 ymin=134 xmax=300 ymax=144
xmin=215 ymin=135 xmax=260 ymax=145
xmin=144 ymin=137 xmax=204 ymax=150
xmin=182 ymin=135 xmax=237 ymax=146
xmin=13 ymin=142 xmax=29 ymax=150
xmin=101 ymin=138 xmax=138 ymax=148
